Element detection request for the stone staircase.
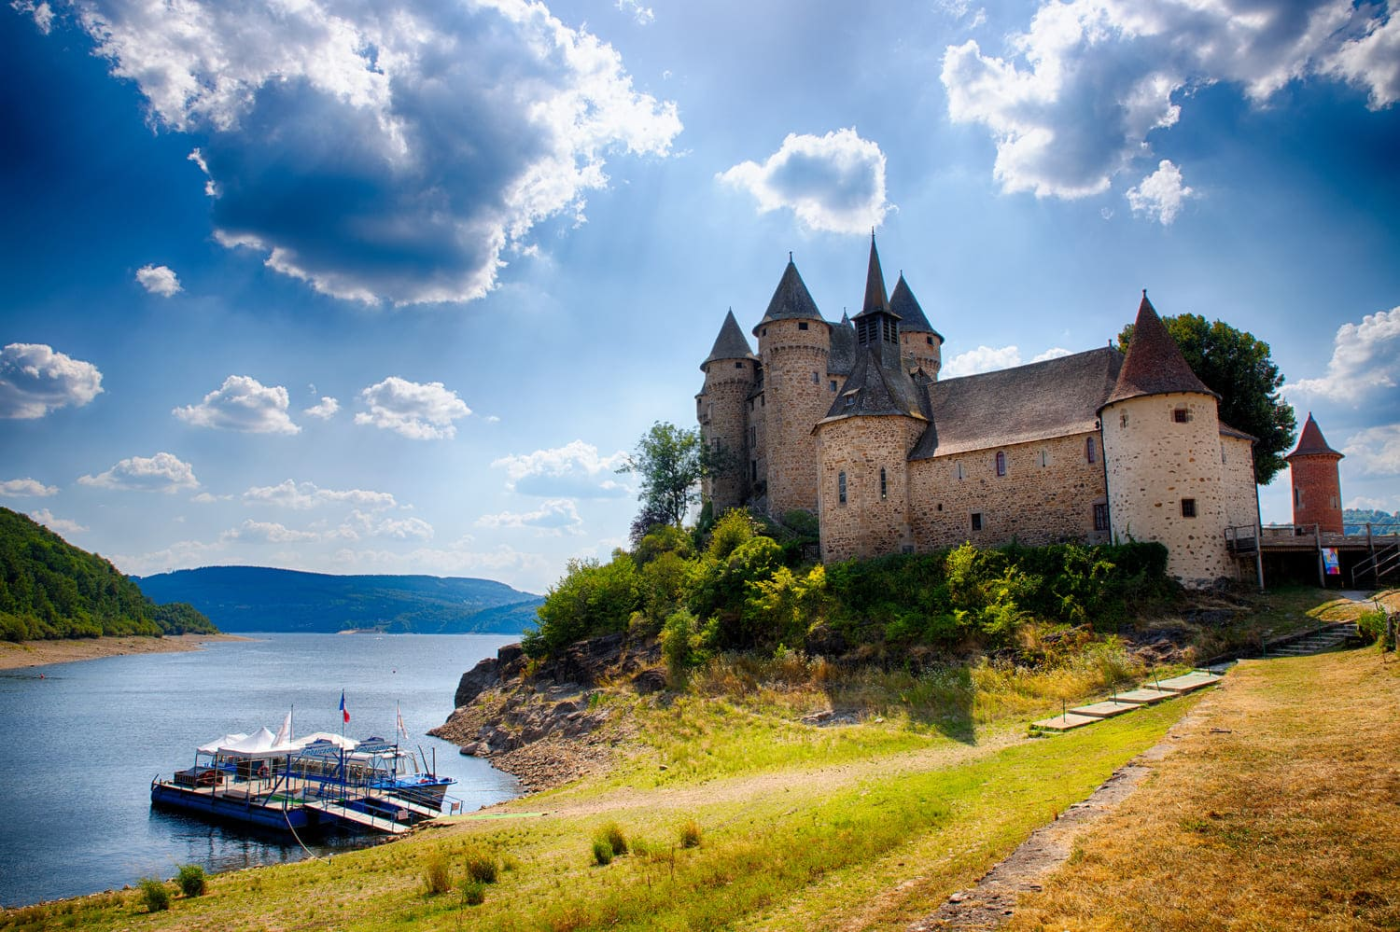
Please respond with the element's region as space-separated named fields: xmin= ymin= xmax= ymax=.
xmin=1265 ymin=624 xmax=1360 ymax=657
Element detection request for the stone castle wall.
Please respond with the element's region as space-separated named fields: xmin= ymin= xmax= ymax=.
xmin=816 ymin=415 xmax=922 ymax=561
xmin=758 ymin=319 xmax=831 ymax=517
xmin=1220 ymin=434 xmax=1260 ymax=531
xmin=900 ymin=331 xmax=942 ymax=378
xmin=1102 ymin=392 xmax=1233 ymax=586
xmin=698 ymin=357 xmax=755 ymax=512
xmin=907 ymin=431 xmax=1110 ymax=550
xmin=1289 ymin=454 xmax=1344 ymax=534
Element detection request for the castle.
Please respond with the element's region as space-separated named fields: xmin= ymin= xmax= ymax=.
xmin=696 ymin=239 xmax=1265 ymax=587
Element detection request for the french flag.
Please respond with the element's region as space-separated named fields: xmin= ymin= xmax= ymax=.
xmin=339 ymin=690 xmax=350 ymax=724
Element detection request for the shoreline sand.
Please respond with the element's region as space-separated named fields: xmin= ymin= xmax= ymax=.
xmin=0 ymin=633 xmax=253 ymax=671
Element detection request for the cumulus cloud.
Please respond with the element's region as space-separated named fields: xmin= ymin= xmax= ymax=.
xmin=304 ymin=396 xmax=339 ymax=420
xmin=0 ymin=343 xmax=103 ymax=419
xmin=1290 ymin=307 xmax=1400 ymax=404
xmin=222 ymin=519 xmax=320 ymax=543
xmin=79 ymin=452 xmax=199 ymax=493
xmin=491 ymin=440 xmax=629 ymax=497
xmin=717 ymin=129 xmax=891 ymax=234
xmin=1342 ymin=424 xmax=1400 ymax=475
xmin=476 ymin=498 xmax=583 ymax=535
xmin=191 ymin=492 xmax=230 ymax=503
xmin=1126 ymin=160 xmax=1194 ymax=224
xmin=1 ymin=478 xmax=59 ymax=497
xmin=943 ymin=345 xmax=1026 ymax=378
xmin=59 ymin=0 xmax=680 ymax=306
xmin=13 ymin=1 xmax=53 ymax=34
xmin=941 ymin=0 xmax=1396 ymax=204
xmin=355 ymin=377 xmax=470 ymax=440
xmin=28 ymin=508 xmax=88 ymax=536
xmin=616 ymin=0 xmax=654 ymax=25
xmin=1348 ymin=495 xmax=1399 ymax=511
xmin=367 ymin=515 xmax=435 ymax=541
xmin=243 ymin=479 xmax=396 ymax=510
xmin=174 ymin=375 xmax=301 ymax=434
xmin=135 ymin=264 xmax=182 ymax=296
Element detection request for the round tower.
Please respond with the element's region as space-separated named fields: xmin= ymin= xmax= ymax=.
xmin=698 ymin=309 xmax=757 ymax=513
xmin=754 ymin=258 xmax=830 ymax=517
xmin=1285 ymin=413 xmax=1344 ymax=534
xmin=1099 ymin=293 xmax=1232 ymax=587
xmin=890 ymin=273 xmax=943 ymax=379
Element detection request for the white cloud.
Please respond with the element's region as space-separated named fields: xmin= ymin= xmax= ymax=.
xmin=718 ymin=129 xmax=891 ymax=234
xmin=616 ymin=0 xmax=654 ymax=25
xmin=369 ymin=515 xmax=435 ymax=541
xmin=79 ymin=452 xmax=199 ymax=493
xmin=0 ymin=343 xmax=103 ymax=419
xmin=0 ymin=478 xmax=59 ymax=497
xmin=243 ymin=479 xmax=397 ymax=511
xmin=941 ymin=0 xmax=1394 ymax=203
xmin=1290 ymin=307 xmax=1400 ymax=404
xmin=943 ymin=345 xmax=1025 ymax=378
xmin=12 ymin=1 xmax=53 ymax=34
xmin=174 ymin=375 xmax=301 ymax=434
xmin=61 ymin=0 xmax=681 ymax=306
xmin=1347 ymin=495 xmax=1399 ymax=511
xmin=304 ymin=396 xmax=340 ymax=420
xmin=191 ymin=492 xmax=230 ymax=504
xmin=28 ymin=508 xmax=88 ymax=535
xmin=355 ymin=377 xmax=470 ymax=440
xmin=476 ymin=498 xmax=584 ymax=535
xmin=491 ymin=440 xmax=629 ymax=497
xmin=1126 ymin=160 xmax=1194 ymax=224
xmin=222 ymin=519 xmax=320 ymax=543
xmin=1031 ymin=347 xmax=1073 ymax=363
xmin=1342 ymin=424 xmax=1400 ymax=475
xmin=135 ymin=264 xmax=182 ymax=297
xmin=331 ymin=540 xmax=550 ymax=589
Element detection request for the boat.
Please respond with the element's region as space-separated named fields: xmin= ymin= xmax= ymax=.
xmin=150 ymin=719 xmax=458 ymax=836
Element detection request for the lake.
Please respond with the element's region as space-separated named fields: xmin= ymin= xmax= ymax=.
xmin=0 ymin=633 xmax=521 ymax=908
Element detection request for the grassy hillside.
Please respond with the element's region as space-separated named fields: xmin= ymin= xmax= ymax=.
xmin=135 ymin=566 xmax=542 ymax=634
xmin=0 ymin=508 xmax=216 ymax=642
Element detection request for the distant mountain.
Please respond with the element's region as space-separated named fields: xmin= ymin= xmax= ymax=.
xmin=134 ymin=566 xmax=543 ymax=634
xmin=1343 ymin=509 xmax=1400 ymax=536
xmin=1 ymin=507 xmax=217 ymax=641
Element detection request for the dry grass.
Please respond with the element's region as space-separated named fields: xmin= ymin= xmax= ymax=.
xmin=1008 ymin=646 xmax=1400 ymax=931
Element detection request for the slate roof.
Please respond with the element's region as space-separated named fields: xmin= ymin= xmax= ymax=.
xmin=1219 ymin=422 xmax=1257 ymax=442
xmin=1102 ymin=293 xmax=1215 ymax=408
xmin=754 ymin=258 xmax=824 ymax=334
xmin=820 ymin=340 xmax=927 ymax=423
xmin=910 ymin=347 xmax=1123 ymax=460
xmin=702 ymin=308 xmax=756 ymax=368
xmin=890 ymin=274 xmax=942 ymax=342
xmin=1286 ymin=413 xmax=1342 ymax=459
xmin=828 ymin=314 xmax=857 ymax=376
xmin=852 ymin=237 xmax=896 ymax=321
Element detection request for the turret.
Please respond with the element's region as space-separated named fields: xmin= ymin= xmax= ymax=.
xmin=698 ymin=309 xmax=757 ymax=513
xmin=753 ymin=256 xmax=830 ymax=516
xmin=1099 ymin=292 xmax=1232 ymax=587
xmin=890 ymin=273 xmax=943 ymax=378
xmin=1286 ymin=413 xmax=1344 ymax=534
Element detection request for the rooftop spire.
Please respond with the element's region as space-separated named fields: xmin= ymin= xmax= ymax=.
xmin=754 ymin=255 xmax=824 ymax=334
xmin=859 ymin=234 xmax=891 ymax=317
xmin=1286 ymin=413 xmax=1343 ymax=460
xmin=703 ymin=308 xmax=756 ymax=368
xmin=889 ymin=273 xmax=942 ymax=342
xmin=1102 ymin=292 xmax=1215 ymax=407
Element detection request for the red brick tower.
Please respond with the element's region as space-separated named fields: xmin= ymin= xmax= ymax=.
xmin=1285 ymin=414 xmax=1344 ymax=534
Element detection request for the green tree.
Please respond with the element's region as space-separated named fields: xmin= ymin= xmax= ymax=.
xmin=618 ymin=422 xmax=705 ymax=531
xmin=1118 ymin=314 xmax=1296 ymax=485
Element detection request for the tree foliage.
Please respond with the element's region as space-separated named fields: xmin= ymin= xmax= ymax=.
xmin=1118 ymin=313 xmax=1296 ymax=485
xmin=618 ymin=422 xmax=704 ymax=532
xmin=0 ymin=507 xmax=217 ymax=641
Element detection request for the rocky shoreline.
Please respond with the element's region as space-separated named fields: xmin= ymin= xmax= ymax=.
xmin=429 ymin=634 xmax=665 ymax=792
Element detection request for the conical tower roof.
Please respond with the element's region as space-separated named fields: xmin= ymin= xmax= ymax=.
xmin=889 ymin=273 xmax=942 ymax=342
xmin=1286 ymin=413 xmax=1343 ymax=460
xmin=1102 ymin=292 xmax=1215 ymax=408
xmin=821 ymin=341 xmax=926 ymax=422
xmin=754 ymin=257 xmax=824 ymax=334
xmin=852 ymin=236 xmax=899 ymax=321
xmin=702 ymin=308 xmax=756 ymax=368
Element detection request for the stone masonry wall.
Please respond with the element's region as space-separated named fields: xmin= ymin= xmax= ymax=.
xmin=1220 ymin=434 xmax=1260 ymax=531
xmin=1102 ymin=392 xmax=1233 ymax=586
xmin=698 ymin=357 xmax=754 ymax=513
xmin=758 ymin=319 xmax=831 ymax=518
xmin=900 ymin=331 xmax=942 ymax=379
xmin=1289 ymin=454 xmax=1344 ymax=533
xmin=816 ymin=415 xmax=922 ymax=562
xmin=907 ymin=431 xmax=1110 ymax=550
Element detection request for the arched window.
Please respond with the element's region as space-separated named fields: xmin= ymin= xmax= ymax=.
xmin=838 ymin=472 xmax=847 ymax=505
xmin=995 ymin=451 xmax=1007 ymax=477
xmin=1086 ymin=436 xmax=1096 ymax=463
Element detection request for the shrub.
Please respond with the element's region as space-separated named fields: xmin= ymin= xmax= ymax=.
xmin=422 ymin=853 xmax=451 ymax=896
xmin=592 ymin=839 xmax=614 ymax=866
xmin=461 ymin=879 xmax=486 ymax=906
xmin=679 ymin=819 xmax=702 ymax=849
xmin=598 ymin=822 xmax=628 ymax=856
xmin=662 ymin=609 xmax=700 ymax=685
xmin=1357 ymin=609 xmax=1392 ymax=648
xmin=705 ymin=508 xmax=759 ymax=561
xmin=524 ymin=554 xmax=642 ymax=658
xmin=138 ymin=878 xmax=170 ymax=913
xmin=175 ymin=864 xmax=206 ymax=897
xmin=464 ymin=847 xmax=499 ymax=884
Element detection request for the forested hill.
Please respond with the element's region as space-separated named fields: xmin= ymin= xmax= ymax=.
xmin=134 ymin=566 xmax=543 ymax=634
xmin=1344 ymin=509 xmax=1400 ymax=535
xmin=0 ymin=507 xmax=217 ymax=641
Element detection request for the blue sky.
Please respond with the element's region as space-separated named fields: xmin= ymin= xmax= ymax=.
xmin=3 ymin=0 xmax=1398 ymax=593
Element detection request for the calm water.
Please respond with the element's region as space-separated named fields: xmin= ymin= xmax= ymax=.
xmin=0 ymin=634 xmax=521 ymax=908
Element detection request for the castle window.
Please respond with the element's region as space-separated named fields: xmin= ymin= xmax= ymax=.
xmin=971 ymin=512 xmax=983 ymax=532
xmin=844 ymin=393 xmax=857 ymax=407
xmin=838 ymin=472 xmax=847 ymax=505
xmin=798 ymin=321 xmax=809 ymax=331
xmin=762 ymin=328 xmax=768 ymax=337
xmin=735 ymin=361 xmax=743 ymax=369
xmin=995 ymin=451 xmax=1007 ymax=477
xmin=1094 ymin=503 xmax=1109 ymax=531
xmin=1120 ymin=412 xmax=1129 ymax=429
xmin=1038 ymin=450 xmax=1049 ymax=468
xmin=750 ymin=426 xmax=756 ymax=446
xmin=829 ymin=380 xmax=837 ymax=391
xmin=1086 ymin=437 xmax=1096 ymax=463
xmin=811 ymin=371 xmax=819 ymax=384
xmin=1173 ymin=406 xmax=1191 ymax=423
xmin=1222 ymin=447 xmax=1227 ymax=464
xmin=955 ymin=461 xmax=965 ymax=481
xmin=1295 ymin=488 xmax=1304 ymax=507
xmin=880 ymin=468 xmax=888 ymax=500
xmin=926 ymin=336 xmax=934 ymax=345
xmin=1181 ymin=498 xmax=1197 ymax=518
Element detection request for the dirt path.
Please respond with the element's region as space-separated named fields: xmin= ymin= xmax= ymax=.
xmin=0 ymin=633 xmax=250 ymax=670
